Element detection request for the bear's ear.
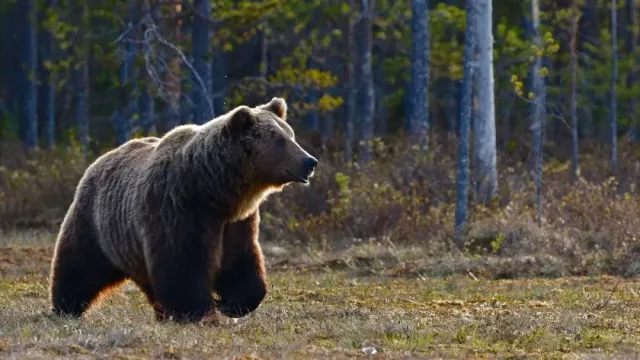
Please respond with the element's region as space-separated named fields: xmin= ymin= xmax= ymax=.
xmin=258 ymin=97 xmax=288 ymax=121
xmin=228 ymin=105 xmax=255 ymax=133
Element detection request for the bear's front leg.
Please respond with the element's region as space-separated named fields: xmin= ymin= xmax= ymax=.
xmin=147 ymin=219 xmax=224 ymax=323
xmin=214 ymin=210 xmax=267 ymax=318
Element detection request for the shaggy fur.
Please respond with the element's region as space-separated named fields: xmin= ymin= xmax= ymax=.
xmin=48 ymin=98 xmax=317 ymax=323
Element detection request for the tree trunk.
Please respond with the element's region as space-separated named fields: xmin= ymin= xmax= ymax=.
xmin=473 ymin=0 xmax=497 ymax=204
xmin=69 ymin=1 xmax=90 ymax=154
xmin=578 ymin=0 xmax=597 ymax=138
xmin=359 ymin=0 xmax=375 ymax=164
xmin=454 ymin=0 xmax=477 ymax=249
xmin=138 ymin=0 xmax=154 ymax=135
xmin=211 ymin=9 xmax=226 ymax=118
xmin=345 ymin=0 xmax=357 ymax=162
xmin=627 ymin=0 xmax=638 ymax=141
xmin=166 ymin=0 xmax=183 ymax=129
xmin=570 ymin=1 xmax=579 ymax=180
xmin=611 ymin=0 xmax=618 ymax=173
xmin=129 ymin=1 xmax=141 ymax=131
xmin=1 ymin=5 xmax=17 ymax=135
xmin=115 ymin=6 xmax=135 ymax=145
xmin=180 ymin=0 xmax=193 ymax=125
xmin=531 ymin=0 xmax=546 ymax=225
xmin=445 ymin=0 xmax=458 ymax=135
xmin=191 ymin=0 xmax=213 ymax=124
xmin=38 ymin=0 xmax=56 ymax=148
xmin=409 ymin=0 xmax=430 ymax=149
xmin=18 ymin=0 xmax=38 ymax=150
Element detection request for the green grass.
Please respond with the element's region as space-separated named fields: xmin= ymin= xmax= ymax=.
xmin=1 ymin=232 xmax=640 ymax=359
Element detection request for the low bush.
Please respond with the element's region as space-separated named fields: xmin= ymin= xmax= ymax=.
xmin=1 ymin=133 xmax=639 ymax=277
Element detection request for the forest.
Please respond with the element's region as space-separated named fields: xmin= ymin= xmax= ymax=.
xmin=1 ymin=0 xmax=640 ymax=358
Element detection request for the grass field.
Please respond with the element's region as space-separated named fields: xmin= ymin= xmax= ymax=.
xmin=1 ymin=231 xmax=640 ymax=359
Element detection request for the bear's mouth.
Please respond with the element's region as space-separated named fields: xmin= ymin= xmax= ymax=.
xmin=286 ymin=170 xmax=310 ymax=184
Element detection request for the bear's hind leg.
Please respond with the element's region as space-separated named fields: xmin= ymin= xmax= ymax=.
xmin=49 ymin=211 xmax=126 ymax=318
xmin=214 ymin=210 xmax=267 ymax=318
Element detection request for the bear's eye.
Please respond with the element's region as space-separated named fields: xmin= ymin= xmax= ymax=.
xmin=276 ymin=138 xmax=286 ymax=149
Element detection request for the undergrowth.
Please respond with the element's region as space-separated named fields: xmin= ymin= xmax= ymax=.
xmin=2 ymin=133 xmax=640 ymax=278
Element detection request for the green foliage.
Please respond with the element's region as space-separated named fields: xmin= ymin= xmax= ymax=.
xmin=0 ymin=0 xmax=637 ymax=146
xmin=429 ymin=3 xmax=467 ymax=80
xmin=0 ymin=113 xmax=19 ymax=141
xmin=329 ymin=171 xmax=352 ymax=219
xmin=490 ymin=232 xmax=506 ymax=254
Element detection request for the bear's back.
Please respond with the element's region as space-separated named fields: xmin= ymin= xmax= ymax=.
xmin=82 ymin=126 xmax=203 ymax=276
xmin=86 ymin=136 xmax=159 ymax=185
xmin=84 ymin=126 xmax=200 ymax=209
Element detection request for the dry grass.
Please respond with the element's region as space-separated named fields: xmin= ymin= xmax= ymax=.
xmin=1 ymin=232 xmax=640 ymax=359
xmin=2 ymin=135 xmax=640 ymax=358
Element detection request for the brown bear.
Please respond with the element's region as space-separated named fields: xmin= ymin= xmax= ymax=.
xmin=48 ymin=97 xmax=317 ymax=323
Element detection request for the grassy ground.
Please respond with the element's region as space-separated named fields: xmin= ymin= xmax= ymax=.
xmin=1 ymin=231 xmax=640 ymax=359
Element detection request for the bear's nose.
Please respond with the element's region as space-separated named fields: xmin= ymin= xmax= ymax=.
xmin=304 ymin=156 xmax=318 ymax=173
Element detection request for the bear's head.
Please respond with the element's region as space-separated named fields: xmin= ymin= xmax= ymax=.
xmin=225 ymin=97 xmax=318 ymax=187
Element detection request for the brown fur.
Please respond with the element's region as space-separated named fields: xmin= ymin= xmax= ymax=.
xmin=48 ymin=97 xmax=317 ymax=323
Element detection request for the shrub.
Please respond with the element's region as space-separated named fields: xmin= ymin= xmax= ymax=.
xmin=0 ymin=142 xmax=88 ymax=229
xmin=1 ymin=133 xmax=639 ymax=277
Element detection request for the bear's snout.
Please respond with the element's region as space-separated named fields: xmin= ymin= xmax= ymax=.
xmin=303 ymin=156 xmax=318 ymax=177
xmin=286 ymin=155 xmax=317 ymax=184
